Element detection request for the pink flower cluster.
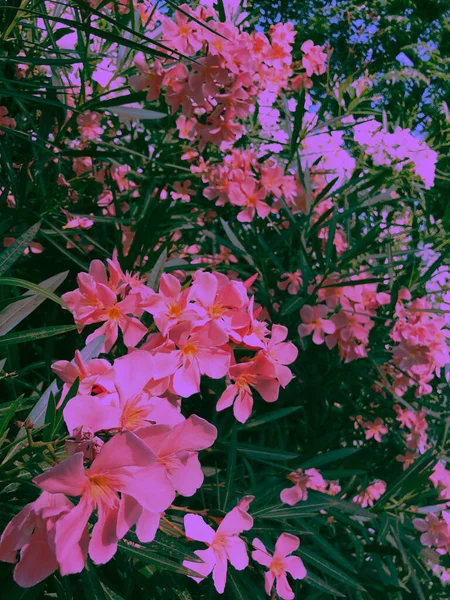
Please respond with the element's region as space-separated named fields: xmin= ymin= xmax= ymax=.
xmin=390 ymin=291 xmax=450 ymax=397
xmin=280 ymin=468 xmax=341 ymax=505
xmin=394 ymin=404 xmax=429 ymax=468
xmin=193 ymin=148 xmax=302 ymax=222
xmin=353 ymin=480 xmax=386 ymax=508
xmin=353 ymin=119 xmax=438 ymax=189
xmin=430 ymin=462 xmax=450 ymax=501
xmin=131 ymin=6 xmax=295 ymax=148
xmin=0 ymin=418 xmax=216 ymax=586
xmin=414 ymin=511 xmax=450 ymax=554
xmin=62 ymin=258 xmax=298 ymax=423
xmin=299 ymin=273 xmax=390 ymax=362
xmin=0 ymin=106 xmax=16 ymax=134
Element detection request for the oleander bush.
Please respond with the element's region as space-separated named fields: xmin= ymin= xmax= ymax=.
xmin=0 ymin=1 xmax=450 ymax=598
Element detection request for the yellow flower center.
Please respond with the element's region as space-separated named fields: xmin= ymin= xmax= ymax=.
xmin=106 ymin=306 xmax=121 ymax=320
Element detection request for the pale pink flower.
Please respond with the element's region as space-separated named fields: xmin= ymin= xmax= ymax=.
xmin=298 ymin=304 xmax=335 ymax=345
xmin=252 ymin=533 xmax=307 ymax=600
xmin=183 ymin=497 xmax=254 ymax=594
xmin=0 ymin=492 xmax=88 ymax=588
xmin=301 ymin=40 xmax=327 ymax=77
xmin=34 ymin=431 xmax=175 ymax=565
xmin=77 ymin=111 xmax=104 ymax=140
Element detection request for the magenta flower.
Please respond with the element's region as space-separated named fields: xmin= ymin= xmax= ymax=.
xmin=252 ymin=533 xmax=307 ymax=600
xmin=413 ymin=512 xmax=450 ymax=550
xmin=183 ymin=497 xmax=254 ymax=594
xmin=0 ymin=492 xmax=88 ymax=588
xmin=33 ymin=431 xmax=174 ymax=565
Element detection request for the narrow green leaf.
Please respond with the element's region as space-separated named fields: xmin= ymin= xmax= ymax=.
xmin=0 ymin=276 xmax=68 ymax=308
xmin=238 ymin=407 xmax=301 ymax=430
xmin=0 ymin=271 xmax=68 ymax=336
xmin=0 ymin=395 xmax=22 ymax=443
xmin=300 ymin=448 xmax=360 ymax=469
xmin=43 ymin=392 xmax=56 ymax=443
xmin=236 ymin=443 xmax=298 ymax=461
xmin=305 ymin=573 xmax=346 ymax=597
xmin=105 ymin=106 xmax=166 ymax=121
xmin=299 ymin=548 xmax=366 ymax=591
xmin=222 ymin=423 xmax=238 ymax=510
xmin=0 ymin=221 xmax=41 ymax=275
xmin=117 ymin=541 xmax=202 ymax=577
xmin=0 ymin=324 xmax=77 ymax=346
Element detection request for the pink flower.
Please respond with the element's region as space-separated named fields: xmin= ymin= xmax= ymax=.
xmin=171 ymin=180 xmax=195 ymax=202
xmin=187 ymin=270 xmax=249 ymax=344
xmin=183 ymin=497 xmax=254 ymax=594
xmin=216 ymin=356 xmax=280 ymax=423
xmin=298 ymin=304 xmax=336 ymax=345
xmin=280 ymin=468 xmax=327 ymax=505
xmin=162 ymin=322 xmax=231 ymax=398
xmin=142 ymin=273 xmax=195 ymax=335
xmin=84 ymin=285 xmax=148 ymax=353
xmin=353 ymin=480 xmax=386 ymax=507
xmin=162 ymin=6 xmax=202 ymax=56
xmin=252 ymin=533 xmax=307 ymax=600
xmin=228 ymin=179 xmax=270 ymax=222
xmin=278 ymin=271 xmax=302 ymax=295
xmin=33 ymin=431 xmax=175 ymax=565
xmin=413 ymin=512 xmax=450 ymax=550
xmin=51 ymin=350 xmax=111 ymax=407
xmin=135 ymin=414 xmax=217 ymax=496
xmin=262 ymin=324 xmax=298 ymax=387
xmin=0 ymin=106 xmax=16 ymax=133
xmin=364 ymin=418 xmax=388 ymax=443
xmin=301 ymin=40 xmax=327 ymax=77
xmin=77 ymin=111 xmax=104 ymax=140
xmin=0 ymin=492 xmax=88 ymax=588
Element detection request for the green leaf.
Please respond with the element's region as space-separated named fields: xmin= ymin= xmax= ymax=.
xmin=300 ymin=448 xmax=360 ymax=469
xmin=238 ymin=407 xmax=301 ymax=430
xmin=305 ymin=573 xmax=346 ymax=597
xmin=299 ymin=547 xmax=366 ymax=592
xmin=2 ymin=336 xmax=105 ymax=463
xmin=377 ymin=448 xmax=436 ymax=506
xmin=222 ymin=423 xmax=238 ymax=510
xmin=0 ymin=276 xmax=68 ymax=309
xmin=0 ymin=324 xmax=77 ymax=346
xmin=0 ymin=271 xmax=68 ymax=336
xmin=43 ymin=392 xmax=56 ymax=443
xmin=117 ymin=541 xmax=202 ymax=578
xmin=338 ymin=223 xmax=381 ymax=266
xmin=0 ymin=221 xmax=41 ymax=275
xmin=0 ymin=396 xmax=22 ymax=444
xmin=52 ymin=378 xmax=80 ymax=437
xmin=236 ymin=443 xmax=298 ymax=461
xmin=104 ymin=106 xmax=166 ymax=121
